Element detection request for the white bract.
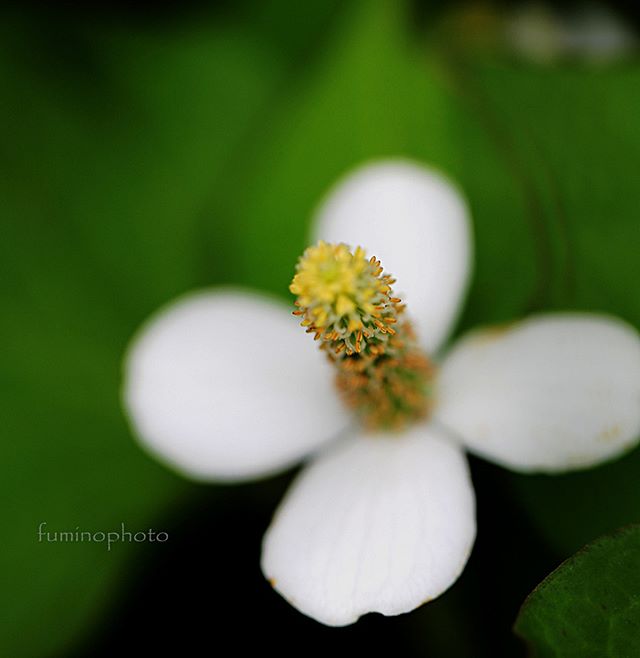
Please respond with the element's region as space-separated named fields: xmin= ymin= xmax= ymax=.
xmin=123 ymin=160 xmax=640 ymax=626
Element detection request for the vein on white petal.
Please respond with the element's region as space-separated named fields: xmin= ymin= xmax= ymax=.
xmin=261 ymin=423 xmax=476 ymax=625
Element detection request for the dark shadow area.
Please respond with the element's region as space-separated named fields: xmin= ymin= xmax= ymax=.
xmin=67 ymin=458 xmax=558 ymax=658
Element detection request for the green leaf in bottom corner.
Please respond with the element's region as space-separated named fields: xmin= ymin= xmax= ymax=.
xmin=514 ymin=525 xmax=640 ymax=658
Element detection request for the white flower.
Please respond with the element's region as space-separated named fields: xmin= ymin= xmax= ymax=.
xmin=122 ymin=160 xmax=640 ymax=626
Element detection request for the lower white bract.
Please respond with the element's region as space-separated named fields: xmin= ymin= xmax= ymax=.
xmin=261 ymin=428 xmax=475 ymax=626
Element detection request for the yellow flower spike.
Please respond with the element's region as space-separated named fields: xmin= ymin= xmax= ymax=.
xmin=290 ymin=241 xmax=401 ymax=356
xmin=291 ymin=241 xmax=434 ymax=430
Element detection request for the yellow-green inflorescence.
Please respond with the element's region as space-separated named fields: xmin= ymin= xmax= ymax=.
xmin=290 ymin=241 xmax=434 ymax=430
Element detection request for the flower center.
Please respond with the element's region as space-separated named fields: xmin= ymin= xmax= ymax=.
xmin=290 ymin=241 xmax=434 ymax=430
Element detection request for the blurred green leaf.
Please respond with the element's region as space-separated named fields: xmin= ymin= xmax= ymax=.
xmin=0 ymin=10 xmax=290 ymax=658
xmin=461 ymin=61 xmax=640 ymax=321
xmin=451 ymin=59 xmax=640 ymax=555
xmin=214 ymin=0 xmax=538 ymax=332
xmin=514 ymin=525 xmax=640 ymax=657
xmin=511 ymin=449 xmax=640 ymax=558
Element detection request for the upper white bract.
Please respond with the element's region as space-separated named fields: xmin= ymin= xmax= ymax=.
xmin=313 ymin=161 xmax=472 ymax=354
xmin=122 ymin=159 xmax=640 ymax=626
